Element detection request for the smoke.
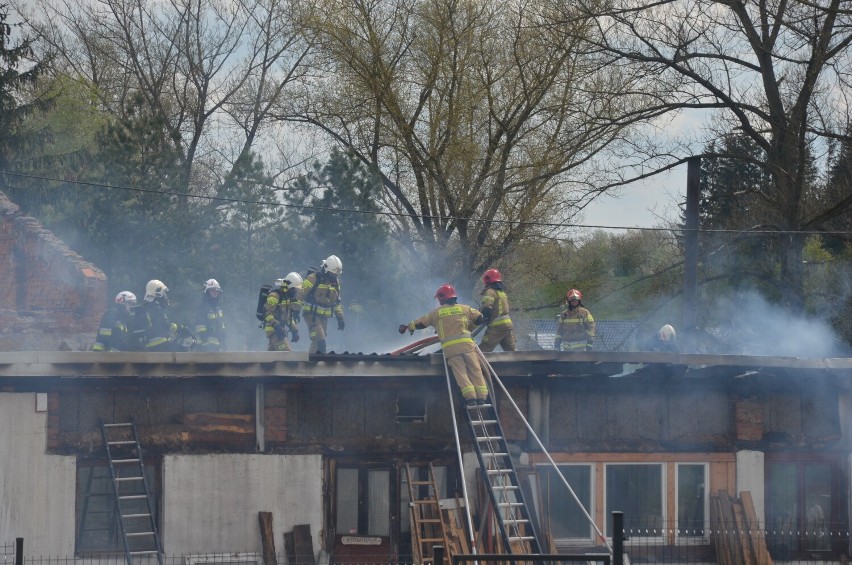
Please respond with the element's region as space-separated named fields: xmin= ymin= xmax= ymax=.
xmin=706 ymin=290 xmax=845 ymax=358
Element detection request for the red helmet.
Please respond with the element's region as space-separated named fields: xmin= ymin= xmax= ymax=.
xmin=435 ymin=283 xmax=457 ymax=302
xmin=482 ymin=268 xmax=503 ymax=285
xmin=566 ymin=288 xmax=582 ymax=301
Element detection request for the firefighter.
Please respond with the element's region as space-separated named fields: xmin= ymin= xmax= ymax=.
xmin=195 ymin=278 xmax=226 ymax=352
xmin=655 ymin=324 xmax=679 ymax=352
xmin=265 ymin=272 xmax=302 ymax=352
xmin=299 ymin=255 xmax=344 ymax=354
xmin=399 ymin=283 xmax=488 ymax=406
xmin=137 ymin=279 xmax=184 ymax=352
xmin=478 ymin=268 xmax=516 ymax=352
xmin=554 ymin=288 xmax=596 ymax=351
xmin=92 ymin=291 xmax=137 ymax=351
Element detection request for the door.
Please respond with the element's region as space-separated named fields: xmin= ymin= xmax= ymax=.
xmin=332 ymin=466 xmax=393 ymax=564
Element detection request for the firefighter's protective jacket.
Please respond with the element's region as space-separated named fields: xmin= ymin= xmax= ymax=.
xmin=409 ymin=303 xmax=483 ymax=357
xmin=93 ymin=304 xmax=134 ymax=351
xmin=480 ymin=287 xmax=513 ymax=328
xmin=138 ymin=300 xmax=177 ymax=350
xmin=264 ymin=289 xmax=300 ymax=335
xmin=196 ymin=296 xmax=226 ymax=350
xmin=556 ymin=305 xmax=595 ymax=349
xmin=299 ymin=272 xmax=344 ymax=321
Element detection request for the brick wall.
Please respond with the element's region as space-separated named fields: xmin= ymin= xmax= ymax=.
xmin=0 ymin=191 xmax=107 ymax=351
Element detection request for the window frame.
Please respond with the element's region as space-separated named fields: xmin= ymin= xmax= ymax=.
xmin=674 ymin=462 xmax=709 ymax=543
xmin=604 ymin=462 xmax=666 ymax=542
xmin=75 ymin=457 xmax=161 ymax=556
xmin=532 ymin=462 xmax=596 ymax=546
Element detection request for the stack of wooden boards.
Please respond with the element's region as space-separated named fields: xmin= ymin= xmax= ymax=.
xmin=710 ymin=491 xmax=773 ymax=565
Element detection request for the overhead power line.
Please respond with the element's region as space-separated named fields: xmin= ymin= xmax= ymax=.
xmin=1 ymin=170 xmax=849 ymax=236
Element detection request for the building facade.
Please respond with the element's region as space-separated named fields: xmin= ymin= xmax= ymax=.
xmin=1 ymin=350 xmax=851 ymax=563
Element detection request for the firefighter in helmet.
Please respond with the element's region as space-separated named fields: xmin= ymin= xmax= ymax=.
xmin=93 ymin=291 xmax=138 ymax=351
xmin=265 ymin=273 xmax=302 ymax=352
xmin=399 ymin=283 xmax=489 ymax=407
xmin=298 ymin=255 xmax=344 ymax=354
xmin=554 ymin=288 xmax=596 ymax=351
xmin=195 ymin=278 xmax=226 ymax=352
xmin=137 ymin=279 xmax=184 ymax=351
xmin=478 ymin=268 xmax=516 ymax=352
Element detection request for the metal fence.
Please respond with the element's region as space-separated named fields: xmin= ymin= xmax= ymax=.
xmin=6 ymin=522 xmax=852 ymax=565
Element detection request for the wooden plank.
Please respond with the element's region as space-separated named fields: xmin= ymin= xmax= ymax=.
xmin=258 ymin=512 xmax=277 ymax=565
xmin=741 ymin=491 xmax=774 ymax=565
xmin=714 ymin=491 xmax=734 ymax=565
xmin=293 ymin=524 xmax=316 ymax=565
xmin=732 ymin=501 xmax=755 ymax=565
xmin=283 ymin=530 xmax=296 ymax=565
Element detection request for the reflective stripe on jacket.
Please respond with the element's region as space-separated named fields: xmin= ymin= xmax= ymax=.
xmin=410 ymin=303 xmax=482 ymax=357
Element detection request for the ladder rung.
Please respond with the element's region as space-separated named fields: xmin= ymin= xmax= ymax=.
xmin=122 ymin=513 xmax=152 ymax=519
xmin=472 ymin=419 xmax=499 ymax=425
xmin=486 ymin=469 xmax=512 ymax=475
xmin=108 ymin=440 xmax=137 ymax=445
xmin=111 ymin=458 xmax=141 ymax=464
xmin=503 ymin=519 xmax=530 ymax=525
xmin=115 ymin=476 xmax=144 ymax=482
xmin=509 ymin=536 xmax=536 ymax=541
xmin=498 ymin=502 xmax=525 ymax=507
xmin=482 ymin=452 xmax=509 ymax=458
xmin=129 ymin=551 xmax=160 ymax=556
xmin=103 ymin=423 xmax=133 ymax=428
xmin=119 ymin=495 xmax=148 ymax=500
xmin=476 ymin=436 xmax=504 ymax=442
xmin=492 ymin=485 xmax=519 ymax=490
xmin=126 ymin=532 xmax=155 ymax=537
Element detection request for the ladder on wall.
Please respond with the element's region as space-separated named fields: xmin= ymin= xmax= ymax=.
xmin=99 ymin=417 xmax=163 ymax=565
xmin=406 ymin=463 xmax=453 ymax=565
xmin=460 ymin=396 xmax=542 ymax=555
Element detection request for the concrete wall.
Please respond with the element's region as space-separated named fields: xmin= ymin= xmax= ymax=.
xmin=163 ymin=454 xmax=324 ymax=556
xmin=0 ymin=393 xmax=77 ymax=554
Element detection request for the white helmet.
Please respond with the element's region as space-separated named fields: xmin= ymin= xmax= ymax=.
xmin=659 ymin=324 xmax=677 ymax=342
xmin=283 ymin=272 xmax=303 ymax=289
xmin=321 ymin=254 xmax=343 ymax=275
xmin=115 ymin=291 xmax=137 ymax=305
xmin=144 ymin=279 xmax=169 ymax=301
xmin=203 ymin=278 xmax=221 ymax=293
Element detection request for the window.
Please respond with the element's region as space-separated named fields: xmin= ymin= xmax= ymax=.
xmin=336 ymin=467 xmax=390 ymax=536
xmin=535 ymin=464 xmax=593 ymax=542
xmin=605 ymin=464 xmax=664 ymax=537
xmin=75 ymin=460 xmax=160 ymax=554
xmin=676 ymin=463 xmax=707 ymax=538
xmin=397 ymin=396 xmax=427 ymax=423
xmin=766 ymin=460 xmax=837 ymax=558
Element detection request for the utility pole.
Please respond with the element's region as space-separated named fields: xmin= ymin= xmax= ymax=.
xmin=683 ymin=157 xmax=701 ymax=351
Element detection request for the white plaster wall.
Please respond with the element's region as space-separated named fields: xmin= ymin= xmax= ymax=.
xmin=736 ymin=449 xmax=765 ymax=523
xmin=163 ymin=454 xmax=323 ymax=556
xmin=0 ymin=393 xmax=77 ymax=554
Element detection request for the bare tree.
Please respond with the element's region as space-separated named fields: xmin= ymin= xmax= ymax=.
xmin=21 ymin=0 xmax=311 ymax=192
xmin=287 ymin=0 xmax=653 ymax=284
xmin=563 ymin=0 xmax=852 ymax=309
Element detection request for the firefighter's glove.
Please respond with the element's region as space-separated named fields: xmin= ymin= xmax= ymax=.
xmin=554 ymin=338 xmax=563 ymax=351
xmin=274 ymin=325 xmax=287 ymax=339
xmin=585 ymin=343 xmax=594 ymax=351
xmin=291 ymin=329 xmax=300 ymax=343
xmin=398 ymin=324 xmax=408 ymax=334
xmin=337 ymin=318 xmax=345 ymax=331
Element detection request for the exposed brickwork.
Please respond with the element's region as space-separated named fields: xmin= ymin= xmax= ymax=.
xmin=0 ymin=191 xmax=107 ymax=351
xmin=736 ymin=399 xmax=764 ymax=441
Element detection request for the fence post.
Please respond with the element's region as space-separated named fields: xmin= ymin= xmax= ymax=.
xmin=15 ymin=538 xmax=23 ymax=565
xmin=612 ymin=512 xmax=623 ymax=565
xmin=432 ymin=545 xmax=445 ymax=565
